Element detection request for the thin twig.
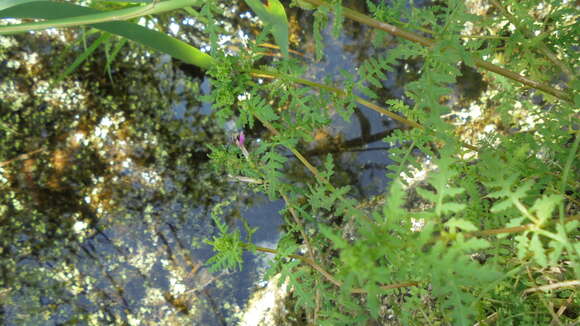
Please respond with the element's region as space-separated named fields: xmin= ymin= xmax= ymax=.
xmin=280 ymin=192 xmax=320 ymax=291
xmin=474 ymin=312 xmax=499 ymax=326
xmin=524 ymin=266 xmax=562 ymax=324
xmin=251 ymin=244 xmax=419 ymax=294
xmin=251 ymin=70 xmax=423 ymax=130
xmin=280 ymin=193 xmax=317 ymax=263
xmin=251 ymin=70 xmax=480 ymax=152
xmin=257 ymin=42 xmax=307 ymax=58
xmin=0 ymin=147 xmax=46 ymax=168
xmin=523 ymin=280 xmax=580 ymax=295
xmin=552 ymin=293 xmax=575 ymax=326
xmin=253 ymin=114 xmax=328 ymax=184
xmin=280 ymin=192 xmax=323 ymax=321
xmin=465 ymin=214 xmax=580 ymax=238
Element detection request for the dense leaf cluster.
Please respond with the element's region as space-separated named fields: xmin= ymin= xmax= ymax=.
xmin=205 ymin=1 xmax=578 ymax=325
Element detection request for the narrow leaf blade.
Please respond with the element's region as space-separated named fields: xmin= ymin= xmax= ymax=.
xmin=244 ymin=0 xmax=289 ymax=57
xmin=0 ymin=1 xmax=216 ymax=69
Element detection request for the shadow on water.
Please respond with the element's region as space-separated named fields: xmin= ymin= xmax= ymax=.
xmin=0 ymin=1 xmax=486 ymax=325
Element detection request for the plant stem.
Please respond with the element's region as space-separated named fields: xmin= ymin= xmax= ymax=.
xmin=512 ymin=197 xmax=540 ymax=224
xmin=250 ymin=244 xmax=419 ymax=293
xmin=0 ymin=147 xmax=46 ymax=167
xmin=251 ymin=69 xmax=480 ymax=151
xmin=300 ymin=0 xmax=573 ymax=103
xmin=280 ymin=192 xmax=323 ymax=317
xmin=560 ymin=131 xmax=579 ymax=221
xmin=465 ymin=214 xmax=580 ymax=238
xmin=280 ymin=192 xmax=318 ymax=264
xmin=250 ymin=69 xmax=423 ymax=129
xmin=254 ymin=115 xmax=327 ymax=184
xmin=523 ymin=280 xmax=580 ymax=295
xmin=0 ymin=0 xmax=199 ymax=35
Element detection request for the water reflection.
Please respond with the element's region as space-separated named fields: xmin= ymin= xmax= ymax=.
xmin=0 ymin=27 xmax=252 ymax=324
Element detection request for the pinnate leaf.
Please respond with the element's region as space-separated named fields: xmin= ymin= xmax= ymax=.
xmin=530 ymin=233 xmax=548 ymax=267
xmin=445 ymin=218 xmax=477 ymax=232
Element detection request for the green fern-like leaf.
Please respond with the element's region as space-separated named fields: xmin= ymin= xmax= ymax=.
xmin=312 ymin=6 xmax=328 ymax=61
xmin=416 ymin=146 xmax=466 ymax=218
xmin=205 ymin=212 xmax=244 ymax=272
xmin=331 ymin=0 xmax=343 ymax=39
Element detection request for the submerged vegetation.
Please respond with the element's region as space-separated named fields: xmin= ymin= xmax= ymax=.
xmin=1 ymin=0 xmax=578 ymax=325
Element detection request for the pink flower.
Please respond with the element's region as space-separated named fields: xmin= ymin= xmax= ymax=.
xmin=234 ymin=131 xmax=249 ymax=159
xmin=235 ymin=131 xmax=245 ymax=148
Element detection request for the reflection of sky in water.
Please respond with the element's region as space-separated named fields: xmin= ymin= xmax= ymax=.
xmin=200 ymin=77 xmax=213 ymax=116
xmin=235 ymin=198 xmax=284 ymax=301
xmin=307 ymin=22 xmax=396 ymax=198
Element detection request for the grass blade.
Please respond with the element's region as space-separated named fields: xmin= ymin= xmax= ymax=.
xmin=52 ymin=31 xmax=111 ymax=86
xmin=0 ymin=1 xmax=216 ymax=69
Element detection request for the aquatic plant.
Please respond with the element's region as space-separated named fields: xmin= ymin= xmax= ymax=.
xmin=1 ymin=0 xmax=578 ymax=324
